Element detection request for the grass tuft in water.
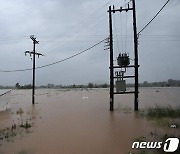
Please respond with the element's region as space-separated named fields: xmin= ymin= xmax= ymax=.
xmin=16 ymin=108 xmax=24 ymax=115
xmin=146 ymin=105 xmax=180 ymax=119
xmin=16 ymin=150 xmax=28 ymax=154
xmin=134 ymin=136 xmax=146 ymax=142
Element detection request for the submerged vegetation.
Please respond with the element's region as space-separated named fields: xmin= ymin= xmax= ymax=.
xmin=0 ymin=108 xmax=33 ymax=144
xmin=138 ymin=105 xmax=180 ymax=129
xmin=16 ymin=108 xmax=24 ymax=115
xmin=142 ymin=105 xmax=180 ymax=119
xmin=0 ymin=121 xmax=32 ymax=143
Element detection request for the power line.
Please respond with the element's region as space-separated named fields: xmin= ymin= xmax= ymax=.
xmin=43 ymin=13 xmax=108 ymax=55
xmin=138 ymin=0 xmax=170 ymax=36
xmin=112 ymin=13 xmax=120 ymax=53
xmin=0 ymin=38 xmax=107 ymax=73
xmin=119 ymin=13 xmax=124 ymax=52
xmin=36 ymin=38 xmax=106 ymax=69
xmin=0 ymin=2 xmax=110 ymax=49
xmin=37 ymin=1 xmax=110 ymax=53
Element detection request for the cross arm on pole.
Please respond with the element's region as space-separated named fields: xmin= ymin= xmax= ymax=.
xmin=30 ymin=35 xmax=39 ymax=44
xmin=25 ymin=51 xmax=44 ymax=57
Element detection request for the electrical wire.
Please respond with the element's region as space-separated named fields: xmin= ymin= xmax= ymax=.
xmin=0 ymin=38 xmax=107 ymax=73
xmin=119 ymin=13 xmax=124 ymax=52
xmin=112 ymin=14 xmax=120 ymax=53
xmin=125 ymin=9 xmax=128 ymax=52
xmin=138 ymin=0 xmax=170 ymax=37
xmin=0 ymin=2 xmax=110 ymax=49
xmin=37 ymin=1 xmax=110 ymax=53
xmin=36 ymin=14 xmax=107 ymax=56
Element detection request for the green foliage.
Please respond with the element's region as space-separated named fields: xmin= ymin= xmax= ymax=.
xmin=15 ymin=83 xmax=21 ymax=89
xmin=16 ymin=108 xmax=24 ymax=115
xmin=87 ymin=82 xmax=94 ymax=88
xmin=134 ymin=136 xmax=146 ymax=142
xmin=139 ymin=79 xmax=180 ymax=87
xmin=15 ymin=83 xmax=32 ymax=89
xmin=146 ymin=105 xmax=180 ymax=119
xmin=39 ymin=83 xmax=109 ymax=89
xmin=20 ymin=121 xmax=31 ymax=129
xmin=138 ymin=106 xmax=180 ymax=127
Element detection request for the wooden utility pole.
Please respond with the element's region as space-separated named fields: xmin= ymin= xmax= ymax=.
xmin=25 ymin=35 xmax=43 ymax=105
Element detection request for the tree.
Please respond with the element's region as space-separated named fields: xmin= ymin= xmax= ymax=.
xmin=47 ymin=84 xmax=54 ymax=88
xmin=88 ymin=82 xmax=94 ymax=88
xmin=101 ymin=83 xmax=108 ymax=88
xmin=15 ymin=83 xmax=21 ymax=89
xmin=143 ymin=81 xmax=149 ymax=87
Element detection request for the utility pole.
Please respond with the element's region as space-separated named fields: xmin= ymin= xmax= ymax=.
xmin=108 ymin=0 xmax=139 ymax=111
xmin=132 ymin=0 xmax=139 ymax=111
xmin=109 ymin=6 xmax=114 ymax=111
xmin=25 ymin=35 xmax=43 ymax=105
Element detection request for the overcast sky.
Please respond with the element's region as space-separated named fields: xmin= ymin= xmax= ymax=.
xmin=0 ymin=0 xmax=180 ymax=86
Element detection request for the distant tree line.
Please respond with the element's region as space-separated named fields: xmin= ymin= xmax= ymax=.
xmin=15 ymin=83 xmax=32 ymax=89
xmin=139 ymin=79 xmax=180 ymax=87
xmin=0 ymin=79 xmax=180 ymax=89
xmin=9 ymin=82 xmax=109 ymax=89
xmin=38 ymin=82 xmax=109 ymax=89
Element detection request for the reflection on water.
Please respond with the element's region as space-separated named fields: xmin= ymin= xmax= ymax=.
xmin=0 ymin=88 xmax=180 ymax=154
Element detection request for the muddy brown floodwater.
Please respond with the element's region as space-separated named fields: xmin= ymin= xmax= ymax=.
xmin=0 ymin=87 xmax=180 ymax=154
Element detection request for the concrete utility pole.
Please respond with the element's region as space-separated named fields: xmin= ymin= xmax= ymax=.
xmin=132 ymin=0 xmax=139 ymax=111
xmin=25 ymin=35 xmax=43 ymax=105
xmin=108 ymin=6 xmax=114 ymax=111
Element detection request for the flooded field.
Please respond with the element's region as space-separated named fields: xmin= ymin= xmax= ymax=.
xmin=0 ymin=87 xmax=180 ymax=154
